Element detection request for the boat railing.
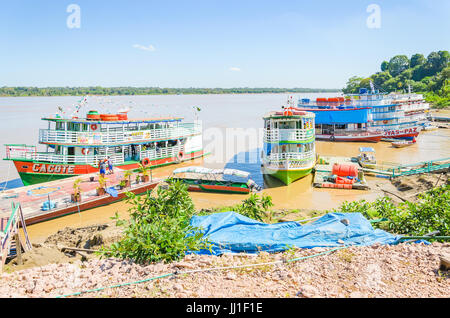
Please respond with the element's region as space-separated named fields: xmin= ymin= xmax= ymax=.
xmin=38 ymin=123 xmax=201 ymax=145
xmin=5 ymin=144 xmax=36 ymax=160
xmin=266 ymin=151 xmax=315 ymax=162
xmin=140 ymin=145 xmax=183 ymax=161
xmin=13 ymin=152 xmax=125 ymax=166
xmin=264 ymin=129 xmax=314 ymax=143
xmin=328 ymin=128 xmax=382 ymax=136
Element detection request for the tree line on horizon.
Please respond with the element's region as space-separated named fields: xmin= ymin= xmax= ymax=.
xmin=0 ymin=87 xmax=340 ymax=97
xmin=343 ymin=50 xmax=449 ymax=108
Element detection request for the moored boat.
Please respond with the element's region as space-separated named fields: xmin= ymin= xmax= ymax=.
xmin=170 ymin=166 xmax=261 ymax=194
xmin=392 ymin=139 xmax=416 ymax=148
xmin=295 ymin=96 xmax=383 ymax=142
xmin=347 ymin=85 xmax=425 ymax=140
xmin=357 ymin=147 xmax=377 ymax=169
xmin=261 ymin=104 xmax=316 ymax=185
xmin=4 ymin=111 xmax=204 ymax=186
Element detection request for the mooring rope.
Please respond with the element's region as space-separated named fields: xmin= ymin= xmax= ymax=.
xmin=57 ymin=245 xmax=348 ymax=298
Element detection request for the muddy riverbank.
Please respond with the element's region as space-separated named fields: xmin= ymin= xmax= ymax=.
xmin=6 ymin=171 xmax=448 ymax=274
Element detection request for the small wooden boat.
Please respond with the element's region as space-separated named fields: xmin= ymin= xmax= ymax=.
xmin=392 ymin=138 xmax=416 ymax=148
xmin=170 ymin=166 xmax=261 ymax=194
xmin=357 ymin=147 xmax=377 ymax=169
xmin=422 ymin=124 xmax=437 ymax=131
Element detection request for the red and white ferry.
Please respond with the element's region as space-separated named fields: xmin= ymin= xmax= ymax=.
xmin=4 ymin=111 xmax=204 ymax=186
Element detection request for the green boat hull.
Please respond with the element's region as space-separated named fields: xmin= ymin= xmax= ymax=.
xmin=263 ymin=167 xmax=312 ymax=185
xmin=18 ymin=172 xmax=74 ymax=186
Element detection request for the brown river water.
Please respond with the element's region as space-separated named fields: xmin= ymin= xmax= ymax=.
xmin=0 ymin=95 xmax=448 ymax=241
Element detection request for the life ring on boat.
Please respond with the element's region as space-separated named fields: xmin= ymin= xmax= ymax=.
xmin=176 ymin=151 xmax=184 ymax=163
xmin=383 ymin=120 xmax=388 ymax=124
xmin=81 ymin=148 xmax=90 ymax=155
xmin=141 ymin=158 xmax=151 ymax=167
xmin=283 ymin=110 xmax=293 ymax=116
xmin=91 ymin=124 xmax=98 ymax=131
xmin=330 ymin=135 xmax=336 ymax=142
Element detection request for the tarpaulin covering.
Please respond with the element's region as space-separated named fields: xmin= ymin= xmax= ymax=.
xmin=188 ymin=212 xmax=401 ymax=255
xmin=106 ymin=187 xmax=118 ymax=198
xmin=311 ymin=108 xmax=370 ymax=124
xmin=173 ymin=166 xmax=250 ymax=178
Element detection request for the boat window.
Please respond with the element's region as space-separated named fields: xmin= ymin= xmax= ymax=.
xmin=55 ymin=122 xmax=65 ymax=130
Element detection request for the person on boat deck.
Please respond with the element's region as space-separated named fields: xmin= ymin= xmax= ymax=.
xmin=107 ymin=156 xmax=113 ymax=174
xmin=99 ymin=159 xmax=107 ymax=178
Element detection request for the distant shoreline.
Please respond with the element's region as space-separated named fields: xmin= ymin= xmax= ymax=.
xmin=0 ymin=87 xmax=342 ymax=97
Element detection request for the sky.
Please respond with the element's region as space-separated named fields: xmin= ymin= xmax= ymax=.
xmin=0 ymin=0 xmax=449 ymax=89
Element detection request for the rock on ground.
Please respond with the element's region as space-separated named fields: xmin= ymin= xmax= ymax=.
xmin=0 ymin=243 xmax=448 ymax=298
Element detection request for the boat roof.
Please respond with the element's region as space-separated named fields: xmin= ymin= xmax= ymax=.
xmin=359 ymin=147 xmax=375 ymax=152
xmin=263 ymin=111 xmax=315 ymax=120
xmin=172 ymin=166 xmax=250 ymax=178
xmin=42 ymin=116 xmax=184 ymax=124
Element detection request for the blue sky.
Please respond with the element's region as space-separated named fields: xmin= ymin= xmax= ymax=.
xmin=0 ymin=0 xmax=449 ymax=88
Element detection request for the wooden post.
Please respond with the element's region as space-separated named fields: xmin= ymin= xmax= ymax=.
xmin=14 ymin=234 xmax=22 ymax=265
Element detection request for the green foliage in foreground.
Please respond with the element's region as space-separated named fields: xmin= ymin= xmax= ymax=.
xmin=102 ymin=180 xmax=209 ymax=264
xmin=0 ymin=86 xmax=340 ymax=97
xmin=335 ymin=184 xmax=450 ymax=236
xmin=236 ymin=193 xmax=274 ymax=222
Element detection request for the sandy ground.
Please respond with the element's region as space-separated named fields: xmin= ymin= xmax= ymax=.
xmin=0 ymin=243 xmax=448 ymax=298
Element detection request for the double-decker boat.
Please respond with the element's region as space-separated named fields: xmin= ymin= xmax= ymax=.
xmin=4 ymin=111 xmax=204 ymax=186
xmin=261 ymin=108 xmax=316 ymax=185
xmin=295 ymin=96 xmax=383 ymax=142
xmin=348 ymin=87 xmax=424 ymax=140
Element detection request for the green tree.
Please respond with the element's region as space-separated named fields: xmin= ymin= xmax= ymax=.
xmin=371 ymin=71 xmax=392 ymax=87
xmin=103 ymin=180 xmax=209 ymax=263
xmin=388 ymin=55 xmax=410 ymax=77
xmin=381 ymin=61 xmax=390 ymax=72
xmin=410 ymin=53 xmax=426 ymax=68
xmin=342 ymin=76 xmax=363 ymax=94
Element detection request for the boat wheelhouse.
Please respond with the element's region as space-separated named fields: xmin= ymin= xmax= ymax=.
xmin=170 ymin=166 xmax=261 ymax=194
xmin=295 ymin=97 xmax=383 ymax=142
xmin=262 ymin=109 xmax=316 ymax=185
xmin=4 ymin=112 xmax=204 ymax=186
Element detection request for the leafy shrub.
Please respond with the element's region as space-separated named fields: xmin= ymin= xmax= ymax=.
xmin=102 ymin=179 xmax=209 ymax=264
xmin=237 ymin=193 xmax=274 ymax=222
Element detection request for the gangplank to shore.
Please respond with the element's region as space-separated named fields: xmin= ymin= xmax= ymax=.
xmin=360 ymin=157 xmax=450 ymax=178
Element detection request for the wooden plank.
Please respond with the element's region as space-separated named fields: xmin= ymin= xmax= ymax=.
xmin=14 ymin=234 xmax=22 ymax=265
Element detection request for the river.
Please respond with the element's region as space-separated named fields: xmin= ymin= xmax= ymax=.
xmin=1 ymin=94 xmax=449 ymax=241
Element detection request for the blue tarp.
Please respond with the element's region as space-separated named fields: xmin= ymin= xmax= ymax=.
xmin=106 ymin=187 xmax=118 ymax=198
xmin=188 ymin=212 xmax=402 ymax=255
xmin=312 ymin=108 xmax=370 ymax=124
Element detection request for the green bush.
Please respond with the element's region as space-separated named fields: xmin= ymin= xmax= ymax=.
xmin=237 ymin=193 xmax=274 ymax=222
xmin=102 ymin=179 xmax=209 ymax=264
xmin=336 ymin=185 xmax=450 ymax=236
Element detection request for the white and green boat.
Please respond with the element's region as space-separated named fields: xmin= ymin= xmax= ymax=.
xmin=262 ymin=106 xmax=316 ymax=185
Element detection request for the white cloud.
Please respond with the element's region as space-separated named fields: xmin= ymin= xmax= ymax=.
xmin=229 ymin=67 xmax=241 ymax=72
xmin=133 ymin=44 xmax=156 ymax=52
